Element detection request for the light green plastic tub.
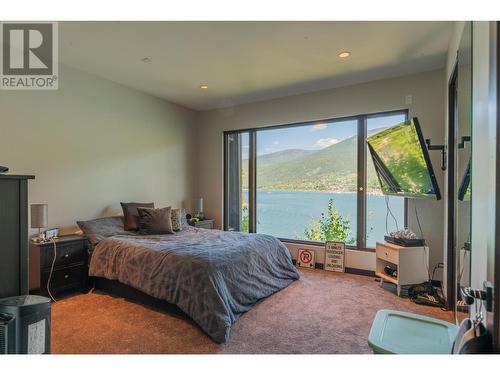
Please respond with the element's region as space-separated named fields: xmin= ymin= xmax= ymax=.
xmin=368 ymin=310 xmax=459 ymax=354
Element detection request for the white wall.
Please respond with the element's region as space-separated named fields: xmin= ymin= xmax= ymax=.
xmin=195 ymin=69 xmax=446 ymax=272
xmin=0 ymin=65 xmax=197 ymax=234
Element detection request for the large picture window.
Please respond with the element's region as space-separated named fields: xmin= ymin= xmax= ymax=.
xmin=224 ymin=110 xmax=407 ymax=249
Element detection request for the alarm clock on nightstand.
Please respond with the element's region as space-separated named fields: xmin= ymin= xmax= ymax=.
xmin=44 ymin=228 xmax=59 ymax=241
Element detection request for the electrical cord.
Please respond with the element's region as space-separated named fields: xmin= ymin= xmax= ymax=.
xmin=385 ymin=201 xmax=389 ymax=234
xmin=46 ymin=238 xmax=58 ymax=302
xmin=408 ymin=207 xmax=446 ymax=310
xmin=419 ymin=215 xmax=447 ymax=310
xmin=414 ymin=205 xmax=431 ymax=282
xmin=388 ymin=197 xmax=399 ymax=230
xmin=431 ymin=263 xmax=447 ymax=311
xmin=414 ymin=205 xmax=425 ymax=243
xmin=431 ymin=263 xmax=443 ymax=281
xmin=384 ymin=195 xmax=399 ymax=233
xmin=458 ymin=246 xmax=469 ymax=282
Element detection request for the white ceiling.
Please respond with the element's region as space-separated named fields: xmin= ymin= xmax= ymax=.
xmin=59 ymin=21 xmax=453 ymax=111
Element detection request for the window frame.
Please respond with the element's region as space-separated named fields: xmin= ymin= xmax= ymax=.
xmin=223 ymin=108 xmax=409 ymax=250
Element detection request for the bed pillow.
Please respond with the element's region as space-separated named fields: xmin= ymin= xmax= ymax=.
xmin=77 ymin=216 xmax=129 ymax=246
xmin=171 ymin=208 xmax=182 ymax=231
xmin=120 ymin=202 xmax=154 ymax=231
xmin=137 ymin=206 xmax=174 ymax=235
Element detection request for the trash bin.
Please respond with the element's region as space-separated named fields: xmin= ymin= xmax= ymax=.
xmin=0 ymin=295 xmax=51 ymax=354
xmin=368 ymin=310 xmax=459 ymax=354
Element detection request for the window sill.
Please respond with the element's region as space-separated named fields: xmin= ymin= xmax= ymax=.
xmin=279 ymin=238 xmax=375 ymax=252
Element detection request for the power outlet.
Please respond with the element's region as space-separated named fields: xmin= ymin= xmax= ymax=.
xmin=405 ymin=95 xmax=413 ymax=105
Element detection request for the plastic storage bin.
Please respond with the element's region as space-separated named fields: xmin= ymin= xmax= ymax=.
xmin=368 ymin=310 xmax=459 ymax=354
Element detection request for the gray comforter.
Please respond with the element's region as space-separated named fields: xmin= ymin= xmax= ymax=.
xmin=88 ymin=226 xmax=299 ymax=343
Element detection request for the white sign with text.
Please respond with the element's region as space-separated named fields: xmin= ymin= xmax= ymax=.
xmin=324 ymin=241 xmax=345 ymax=272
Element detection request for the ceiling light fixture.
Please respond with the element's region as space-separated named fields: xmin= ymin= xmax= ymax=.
xmin=141 ymin=57 xmax=152 ymax=63
xmin=200 ymin=85 xmax=209 ymax=90
xmin=338 ymin=51 xmax=350 ymax=59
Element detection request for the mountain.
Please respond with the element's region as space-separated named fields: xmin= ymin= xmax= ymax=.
xmin=257 ymin=149 xmax=315 ymax=167
xmin=243 ymin=134 xmax=382 ymax=192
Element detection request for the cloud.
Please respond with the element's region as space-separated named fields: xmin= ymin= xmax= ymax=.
xmin=310 ymin=123 xmax=327 ymax=132
xmin=315 ymin=138 xmax=339 ymax=148
xmin=273 ymin=140 xmax=279 ymax=145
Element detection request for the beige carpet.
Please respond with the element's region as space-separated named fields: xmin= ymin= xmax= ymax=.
xmin=52 ymin=269 xmax=453 ymax=354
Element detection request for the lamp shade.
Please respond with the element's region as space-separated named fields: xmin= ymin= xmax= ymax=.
xmin=31 ymin=204 xmax=48 ymax=229
xmin=196 ymin=197 xmax=204 ymax=213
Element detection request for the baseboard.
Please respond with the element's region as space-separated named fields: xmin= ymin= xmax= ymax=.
xmin=291 ymin=259 xmax=374 ymax=277
xmin=344 ymin=267 xmax=375 ymax=277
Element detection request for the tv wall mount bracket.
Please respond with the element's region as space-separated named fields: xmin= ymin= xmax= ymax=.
xmin=425 ymin=139 xmax=447 ymax=171
xmin=458 ymin=135 xmax=471 ymax=149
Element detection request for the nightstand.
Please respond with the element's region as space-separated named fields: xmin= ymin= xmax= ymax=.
xmin=29 ymin=235 xmax=89 ymax=297
xmin=190 ymin=219 xmax=215 ymax=229
xmin=375 ymin=241 xmax=429 ymax=297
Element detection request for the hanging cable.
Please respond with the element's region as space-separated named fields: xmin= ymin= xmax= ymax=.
xmin=46 ymin=238 xmax=58 ymax=303
xmin=458 ymin=246 xmax=469 ymax=282
xmin=385 ymin=200 xmax=389 ymax=234
xmin=414 ymin=205 xmax=431 ymax=281
xmin=385 ymin=195 xmax=399 ymax=232
xmin=414 ymin=205 xmax=425 ymax=241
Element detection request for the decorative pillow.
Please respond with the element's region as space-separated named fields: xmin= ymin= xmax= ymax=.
xmin=137 ymin=206 xmax=174 ymax=235
xmin=77 ymin=216 xmax=129 ymax=246
xmin=120 ymin=202 xmax=154 ymax=231
xmin=171 ymin=208 xmax=182 ymax=231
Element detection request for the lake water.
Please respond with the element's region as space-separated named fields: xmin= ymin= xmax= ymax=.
xmin=249 ymin=190 xmax=404 ymax=247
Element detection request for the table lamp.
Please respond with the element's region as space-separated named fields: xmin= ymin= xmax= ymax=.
xmin=31 ymin=204 xmax=48 ymax=243
xmin=195 ymin=197 xmax=204 ymax=220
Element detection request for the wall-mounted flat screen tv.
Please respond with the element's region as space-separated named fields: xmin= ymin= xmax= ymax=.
xmin=366 ymin=117 xmax=441 ymax=200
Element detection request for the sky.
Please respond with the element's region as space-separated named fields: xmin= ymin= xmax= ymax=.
xmin=251 ymin=113 xmax=406 ymax=156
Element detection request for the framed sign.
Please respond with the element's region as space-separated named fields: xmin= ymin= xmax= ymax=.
xmin=297 ymin=248 xmax=315 ymax=268
xmin=324 ymin=241 xmax=345 ymax=272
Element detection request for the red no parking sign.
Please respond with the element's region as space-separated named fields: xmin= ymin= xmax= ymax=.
xmin=297 ymin=249 xmax=315 ymax=268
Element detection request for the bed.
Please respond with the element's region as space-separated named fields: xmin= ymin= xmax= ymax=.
xmin=87 ymin=224 xmax=299 ymax=343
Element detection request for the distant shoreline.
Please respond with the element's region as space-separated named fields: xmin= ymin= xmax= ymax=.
xmin=242 ymin=188 xmax=385 ymax=196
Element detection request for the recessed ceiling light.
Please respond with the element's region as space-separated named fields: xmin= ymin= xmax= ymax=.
xmin=141 ymin=57 xmax=152 ymax=63
xmin=338 ymin=51 xmax=350 ymax=59
xmin=200 ymin=85 xmax=209 ymax=90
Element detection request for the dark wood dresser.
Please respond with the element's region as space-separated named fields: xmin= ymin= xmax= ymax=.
xmin=29 ymin=235 xmax=89 ymax=297
xmin=0 ymin=174 xmax=35 ymax=298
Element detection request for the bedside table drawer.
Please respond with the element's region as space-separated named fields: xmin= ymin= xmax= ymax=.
xmin=41 ymin=241 xmax=86 ymax=269
xmin=30 ymin=235 xmax=89 ymax=296
xmin=42 ymin=265 xmax=87 ymax=292
xmin=192 ymin=219 xmax=214 ymax=229
xmin=195 ymin=222 xmax=213 ymax=229
xmin=376 ymin=245 xmax=398 ymax=264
